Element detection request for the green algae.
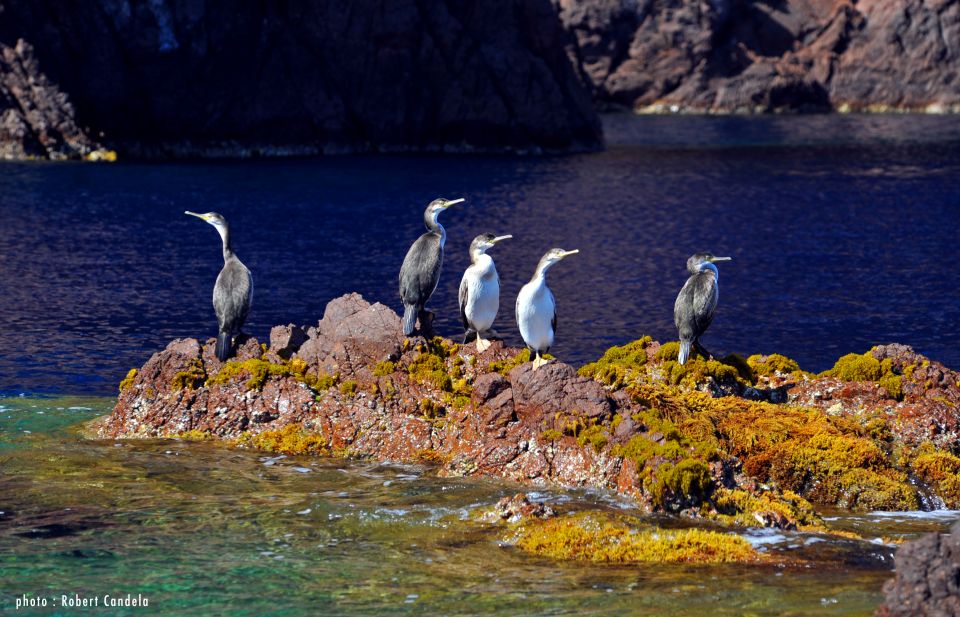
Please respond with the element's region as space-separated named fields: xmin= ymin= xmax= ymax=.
xmin=233 ymin=424 xmax=329 ymax=455
xmin=575 ymin=424 xmax=609 ymax=453
xmin=118 ymin=368 xmax=138 ymax=392
xmin=513 ymin=512 xmax=761 ymax=564
xmin=540 ymin=429 xmax=563 ymax=443
xmin=711 ymin=488 xmax=824 ymax=530
xmin=488 ymin=348 xmax=531 ymax=375
xmin=175 ymin=429 xmax=216 ymax=441
xmin=747 ymin=353 xmax=802 ymax=376
xmin=579 ymin=337 xmax=653 ymax=389
xmin=339 ymin=380 xmax=358 ymax=396
xmin=823 ymin=351 xmax=905 ymax=400
xmin=579 ymin=337 xmax=753 ymax=391
xmin=171 ymin=359 xmax=207 ymax=390
xmin=911 ymin=447 xmax=960 ymax=508
xmin=373 ymin=360 xmax=396 ymax=377
xmin=206 ymin=357 xmax=321 ymax=392
xmin=409 ymin=352 xmax=453 ymax=392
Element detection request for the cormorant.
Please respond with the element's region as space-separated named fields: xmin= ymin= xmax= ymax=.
xmin=516 ymin=248 xmax=579 ymax=370
xmin=673 ymin=253 xmax=731 ymax=365
xmin=398 ymin=197 xmax=464 ymax=336
xmin=185 ymin=211 xmax=253 ymax=361
xmin=459 ymin=233 xmax=512 ymax=352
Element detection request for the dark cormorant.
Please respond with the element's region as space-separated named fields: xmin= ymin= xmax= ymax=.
xmin=185 ymin=211 xmax=253 ymax=361
xmin=516 ymin=248 xmax=579 ymax=370
xmin=398 ymin=197 xmax=464 ymax=336
xmin=673 ymin=253 xmax=731 ymax=365
xmin=459 ymin=233 xmax=512 ymax=351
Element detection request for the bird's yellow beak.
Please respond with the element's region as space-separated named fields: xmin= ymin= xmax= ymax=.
xmin=185 ymin=210 xmax=208 ymax=221
xmin=559 ymin=249 xmax=580 ymax=258
xmin=491 ymin=234 xmax=513 ymax=244
xmin=443 ymin=198 xmax=465 ymax=208
xmin=709 ymin=256 xmax=732 ymax=262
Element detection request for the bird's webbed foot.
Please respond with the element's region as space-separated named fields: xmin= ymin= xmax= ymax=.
xmin=693 ymin=342 xmax=712 ymax=361
xmin=531 ymin=351 xmax=553 ymax=370
xmin=475 ymin=336 xmax=492 ymax=353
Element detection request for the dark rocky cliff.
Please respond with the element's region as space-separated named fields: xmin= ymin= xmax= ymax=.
xmin=1 ymin=1 xmax=958 ymax=160
xmin=0 ymin=0 xmax=601 ymax=159
xmin=556 ymin=0 xmax=960 ymax=113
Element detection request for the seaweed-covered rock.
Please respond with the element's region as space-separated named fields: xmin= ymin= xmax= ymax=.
xmin=876 ymin=521 xmax=960 ymax=617
xmin=99 ymin=297 xmax=960 ymax=532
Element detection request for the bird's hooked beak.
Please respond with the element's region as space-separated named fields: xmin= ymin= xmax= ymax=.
xmin=185 ymin=210 xmax=211 ymax=222
xmin=558 ymin=249 xmax=580 ymax=259
xmin=709 ymin=256 xmax=732 ymax=262
xmin=491 ymin=234 xmax=513 ymax=244
xmin=442 ymin=198 xmax=465 ymax=209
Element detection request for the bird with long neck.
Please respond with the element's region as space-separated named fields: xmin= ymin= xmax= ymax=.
xmin=398 ymin=197 xmax=464 ymax=336
xmin=185 ymin=211 xmax=253 ymax=362
xmin=673 ymin=252 xmax=731 ymax=365
xmin=459 ymin=233 xmax=512 ymax=352
xmin=516 ymin=248 xmax=578 ymax=370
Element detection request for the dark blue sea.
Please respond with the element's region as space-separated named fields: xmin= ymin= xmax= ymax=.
xmin=1 ymin=113 xmax=959 ymax=395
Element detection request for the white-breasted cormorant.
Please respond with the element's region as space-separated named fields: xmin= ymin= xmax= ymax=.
xmin=398 ymin=197 xmax=464 ymax=336
xmin=674 ymin=252 xmax=731 ymax=365
xmin=516 ymin=248 xmax=578 ymax=370
xmin=459 ymin=233 xmax=512 ymax=352
xmin=185 ymin=211 xmax=253 ymax=361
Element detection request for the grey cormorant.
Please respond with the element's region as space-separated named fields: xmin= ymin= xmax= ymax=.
xmin=673 ymin=253 xmax=731 ymax=365
xmin=398 ymin=197 xmax=464 ymax=336
xmin=459 ymin=233 xmax=512 ymax=352
xmin=185 ymin=211 xmax=253 ymax=361
xmin=516 ymin=248 xmax=579 ymax=370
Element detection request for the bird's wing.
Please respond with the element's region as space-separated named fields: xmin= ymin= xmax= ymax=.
xmin=549 ymin=288 xmax=557 ymax=336
xmin=458 ymin=273 xmax=469 ymax=330
xmin=674 ymin=276 xmax=702 ymax=340
xmin=399 ymin=234 xmax=442 ymax=305
xmin=691 ymin=273 xmax=718 ymax=334
xmin=214 ymin=260 xmax=252 ymax=332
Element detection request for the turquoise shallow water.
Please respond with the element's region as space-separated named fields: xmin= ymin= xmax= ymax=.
xmin=2 ymin=396 xmax=957 ymax=616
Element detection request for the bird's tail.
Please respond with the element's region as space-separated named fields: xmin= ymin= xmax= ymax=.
xmin=216 ymin=332 xmax=232 ymax=362
xmin=678 ymin=340 xmax=691 ymax=365
xmin=402 ymin=305 xmax=418 ymax=336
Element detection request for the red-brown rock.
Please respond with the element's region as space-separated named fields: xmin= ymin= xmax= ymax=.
xmin=555 ymin=0 xmax=960 ymax=112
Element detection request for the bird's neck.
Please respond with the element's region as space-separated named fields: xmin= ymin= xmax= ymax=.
xmin=216 ymin=225 xmax=234 ymax=261
xmin=424 ymin=210 xmax=445 ymax=248
xmin=699 ymin=262 xmax=718 ymax=280
xmin=471 ymin=251 xmax=493 ymax=269
xmin=530 ymin=266 xmax=549 ymax=286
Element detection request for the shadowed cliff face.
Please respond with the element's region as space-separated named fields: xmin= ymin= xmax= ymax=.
xmin=555 ymin=0 xmax=960 ymax=113
xmin=0 ymin=0 xmax=601 ymax=158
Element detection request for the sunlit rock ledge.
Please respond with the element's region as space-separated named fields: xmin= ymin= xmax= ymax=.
xmin=92 ymin=293 xmax=960 ymax=535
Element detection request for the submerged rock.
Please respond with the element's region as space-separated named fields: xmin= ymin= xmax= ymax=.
xmin=876 ymin=520 xmax=960 ymax=617
xmin=99 ymin=293 xmax=960 ymax=531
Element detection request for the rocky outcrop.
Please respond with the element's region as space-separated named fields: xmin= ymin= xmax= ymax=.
xmin=98 ymin=293 xmax=960 ymax=532
xmin=0 ymin=39 xmax=107 ymax=160
xmin=0 ymin=0 xmax=601 ymax=159
xmin=876 ymin=521 xmax=960 ymax=617
xmin=555 ymin=0 xmax=960 ymax=113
